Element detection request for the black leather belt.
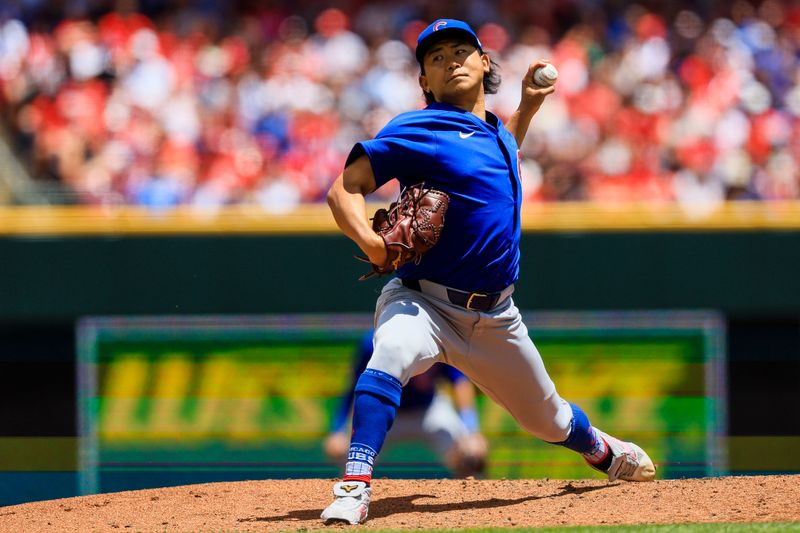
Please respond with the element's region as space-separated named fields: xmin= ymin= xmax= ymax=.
xmin=401 ymin=279 xmax=504 ymax=312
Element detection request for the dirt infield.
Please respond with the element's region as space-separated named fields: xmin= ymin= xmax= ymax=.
xmin=1 ymin=476 xmax=798 ymax=532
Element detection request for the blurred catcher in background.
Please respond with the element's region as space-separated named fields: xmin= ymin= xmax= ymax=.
xmin=324 ymin=330 xmax=488 ymax=479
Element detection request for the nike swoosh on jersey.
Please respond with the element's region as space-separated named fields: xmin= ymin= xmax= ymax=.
xmin=458 ymin=131 xmax=476 ymax=139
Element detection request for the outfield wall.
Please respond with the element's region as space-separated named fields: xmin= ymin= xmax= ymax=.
xmin=0 ymin=231 xmax=799 ymax=319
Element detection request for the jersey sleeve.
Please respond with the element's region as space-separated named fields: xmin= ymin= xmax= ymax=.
xmin=346 ymin=114 xmax=438 ymax=189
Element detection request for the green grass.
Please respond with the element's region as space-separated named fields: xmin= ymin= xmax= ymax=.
xmin=349 ymin=525 xmax=800 ymax=533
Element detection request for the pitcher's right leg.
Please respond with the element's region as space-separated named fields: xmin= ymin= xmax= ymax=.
xmin=322 ymin=280 xmax=448 ymax=524
xmin=321 ymin=370 xmax=400 ymax=525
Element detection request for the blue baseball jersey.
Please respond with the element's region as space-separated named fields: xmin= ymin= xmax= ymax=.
xmin=349 ymin=102 xmax=522 ymax=293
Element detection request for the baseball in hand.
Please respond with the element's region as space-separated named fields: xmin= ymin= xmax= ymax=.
xmin=533 ymin=63 xmax=558 ymax=87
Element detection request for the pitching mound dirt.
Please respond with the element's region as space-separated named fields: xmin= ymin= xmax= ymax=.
xmin=1 ymin=476 xmax=798 ymax=532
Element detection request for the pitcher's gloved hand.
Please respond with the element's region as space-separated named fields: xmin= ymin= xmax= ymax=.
xmin=357 ymin=183 xmax=449 ymax=280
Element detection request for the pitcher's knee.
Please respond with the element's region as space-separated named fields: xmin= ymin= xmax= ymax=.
xmin=369 ymin=333 xmax=434 ymax=382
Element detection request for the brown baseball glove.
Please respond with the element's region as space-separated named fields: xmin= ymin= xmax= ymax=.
xmin=357 ymin=183 xmax=449 ymax=280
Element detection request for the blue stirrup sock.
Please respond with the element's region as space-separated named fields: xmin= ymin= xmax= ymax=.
xmin=343 ymin=369 xmax=401 ymax=484
xmin=553 ymin=402 xmax=611 ymax=469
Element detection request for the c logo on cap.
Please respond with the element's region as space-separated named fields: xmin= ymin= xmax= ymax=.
xmin=433 ymin=20 xmax=447 ymax=31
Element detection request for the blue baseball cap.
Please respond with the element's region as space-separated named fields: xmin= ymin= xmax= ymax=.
xmin=415 ymin=19 xmax=483 ymax=66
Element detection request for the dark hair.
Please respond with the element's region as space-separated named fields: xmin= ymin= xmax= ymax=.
xmin=421 ymin=56 xmax=502 ymax=105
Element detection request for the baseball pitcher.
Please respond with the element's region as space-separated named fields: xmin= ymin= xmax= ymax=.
xmin=322 ymin=18 xmax=655 ymax=525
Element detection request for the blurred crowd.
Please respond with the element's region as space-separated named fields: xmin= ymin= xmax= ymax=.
xmin=1 ymin=0 xmax=800 ymax=208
